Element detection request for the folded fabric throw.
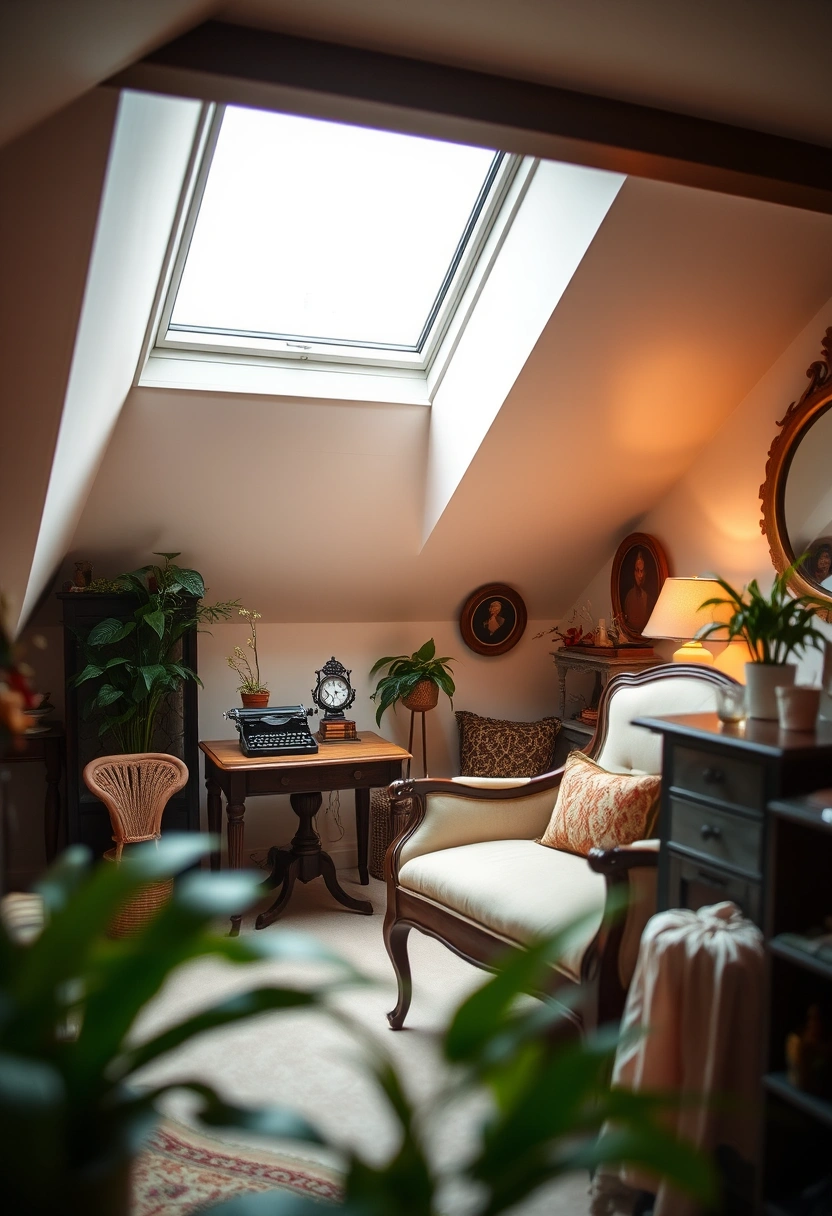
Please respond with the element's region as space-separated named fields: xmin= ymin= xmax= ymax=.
xmin=589 ymin=901 xmax=764 ymax=1216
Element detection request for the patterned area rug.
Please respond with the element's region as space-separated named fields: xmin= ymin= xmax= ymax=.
xmin=133 ymin=1121 xmax=343 ymax=1214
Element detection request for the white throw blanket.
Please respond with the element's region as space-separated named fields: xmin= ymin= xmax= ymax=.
xmin=589 ymin=901 xmax=764 ymax=1216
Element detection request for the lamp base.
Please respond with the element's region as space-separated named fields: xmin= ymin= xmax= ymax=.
xmin=672 ymin=640 xmax=714 ymax=665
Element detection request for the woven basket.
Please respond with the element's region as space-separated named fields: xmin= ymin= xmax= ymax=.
xmin=103 ymin=848 xmax=173 ymax=937
xmin=369 ymin=789 xmax=414 ymax=879
xmin=401 ymin=680 xmax=439 ymax=712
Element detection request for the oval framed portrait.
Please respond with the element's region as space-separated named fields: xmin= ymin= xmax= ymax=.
xmin=611 ymin=533 xmax=670 ymax=642
xmin=460 ymin=583 xmax=527 ymax=656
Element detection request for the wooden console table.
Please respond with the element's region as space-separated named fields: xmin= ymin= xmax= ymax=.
xmin=553 ymin=649 xmax=662 ymax=719
xmin=200 ymin=732 xmax=410 ymax=933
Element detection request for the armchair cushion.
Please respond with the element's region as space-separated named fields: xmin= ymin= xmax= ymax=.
xmin=398 ymin=839 xmax=606 ymax=982
xmin=539 ymin=750 xmax=661 ymax=856
xmin=456 ymin=710 xmax=560 ymax=778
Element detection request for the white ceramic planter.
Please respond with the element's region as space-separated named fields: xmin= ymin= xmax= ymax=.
xmin=744 ymin=662 xmax=796 ymax=719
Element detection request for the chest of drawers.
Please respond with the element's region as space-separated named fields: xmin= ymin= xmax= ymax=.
xmin=633 ymin=713 xmax=832 ymax=927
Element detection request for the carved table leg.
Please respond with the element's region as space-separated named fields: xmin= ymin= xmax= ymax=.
xmin=355 ymin=787 xmax=370 ymax=884
xmin=320 ymin=851 xmax=373 ymax=915
xmin=226 ymin=799 xmax=246 ymax=936
xmin=255 ymin=851 xmax=301 ymax=929
xmin=206 ymin=775 xmax=222 ymax=872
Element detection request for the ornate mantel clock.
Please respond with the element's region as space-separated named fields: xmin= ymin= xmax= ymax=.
xmin=311 ymin=657 xmax=359 ymax=742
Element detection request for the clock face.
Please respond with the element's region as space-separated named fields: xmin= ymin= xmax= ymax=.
xmin=319 ymin=675 xmax=350 ymax=709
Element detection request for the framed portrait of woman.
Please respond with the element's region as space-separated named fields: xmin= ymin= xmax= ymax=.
xmin=611 ymin=533 xmax=669 ymax=642
xmin=460 ymin=583 xmax=527 ymax=656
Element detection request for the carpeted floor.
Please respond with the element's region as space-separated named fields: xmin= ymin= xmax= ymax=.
xmin=134 ymin=867 xmax=592 ymax=1215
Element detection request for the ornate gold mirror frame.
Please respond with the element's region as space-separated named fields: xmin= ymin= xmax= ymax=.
xmin=760 ymin=326 xmax=832 ymax=615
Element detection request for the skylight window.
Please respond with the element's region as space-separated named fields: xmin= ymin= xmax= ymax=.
xmin=155 ymin=106 xmax=518 ymax=372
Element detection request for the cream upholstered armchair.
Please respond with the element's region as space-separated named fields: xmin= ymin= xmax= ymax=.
xmin=383 ymin=664 xmax=737 ymax=1032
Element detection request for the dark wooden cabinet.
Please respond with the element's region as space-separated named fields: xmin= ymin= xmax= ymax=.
xmin=635 ymin=713 xmax=832 ymax=1214
xmin=758 ymin=792 xmax=832 ymax=1215
xmin=635 ymin=713 xmax=832 ymax=929
xmin=59 ymin=592 xmax=200 ymax=856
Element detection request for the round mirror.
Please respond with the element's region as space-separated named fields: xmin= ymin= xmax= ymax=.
xmin=761 ymin=327 xmax=832 ymax=611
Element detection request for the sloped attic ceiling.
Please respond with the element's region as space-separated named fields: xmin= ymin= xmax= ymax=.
xmin=5 ymin=1 xmax=832 ymax=630
xmin=65 ymin=167 xmax=832 ymax=623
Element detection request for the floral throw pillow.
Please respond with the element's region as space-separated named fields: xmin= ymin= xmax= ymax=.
xmin=456 ymin=711 xmax=560 ymax=778
xmin=538 ymin=750 xmax=661 ymax=856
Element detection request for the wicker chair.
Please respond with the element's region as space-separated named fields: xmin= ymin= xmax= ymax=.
xmin=82 ymin=752 xmax=189 ymax=935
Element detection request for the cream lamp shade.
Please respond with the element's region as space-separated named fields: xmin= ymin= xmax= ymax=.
xmin=642 ymin=577 xmax=729 ymax=665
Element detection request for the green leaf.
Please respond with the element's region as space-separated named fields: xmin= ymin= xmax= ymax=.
xmin=413 ymin=639 xmax=436 ymax=662
xmin=87 ymin=618 xmax=136 ymax=646
xmin=142 ymin=608 xmax=165 ymax=638
xmin=153 ymin=551 xmax=181 ymax=561
xmin=92 ymin=684 xmax=124 ymax=708
xmin=71 ymin=662 xmax=104 ymax=686
xmin=175 ymin=568 xmax=206 ymax=597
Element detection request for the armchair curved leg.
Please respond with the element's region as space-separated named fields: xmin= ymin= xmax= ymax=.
xmin=384 ymin=919 xmax=413 ymax=1030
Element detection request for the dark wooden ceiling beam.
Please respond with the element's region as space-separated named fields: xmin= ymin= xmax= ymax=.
xmin=109 ymin=19 xmax=832 ymax=214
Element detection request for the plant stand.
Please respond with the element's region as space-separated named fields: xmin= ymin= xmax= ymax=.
xmin=406 ymin=708 xmax=430 ymax=779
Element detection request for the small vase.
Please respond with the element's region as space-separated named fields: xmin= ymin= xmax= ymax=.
xmin=401 ymin=680 xmax=439 ymax=712
xmin=241 ymin=691 xmax=269 ymax=709
xmin=744 ymin=662 xmax=795 ymax=720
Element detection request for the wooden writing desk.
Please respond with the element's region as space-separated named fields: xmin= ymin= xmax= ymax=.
xmin=199 ymin=732 xmax=410 ymax=933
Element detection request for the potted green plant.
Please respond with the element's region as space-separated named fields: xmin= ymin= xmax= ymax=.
xmin=369 ymin=639 xmax=456 ymax=726
xmin=697 ymin=556 xmax=829 ymax=719
xmin=70 ymin=553 xmax=237 ymax=753
xmin=0 ymin=835 xmax=359 ymax=1216
xmin=0 ymin=843 xmax=712 ymax=1216
xmin=227 ymin=606 xmax=270 ymax=707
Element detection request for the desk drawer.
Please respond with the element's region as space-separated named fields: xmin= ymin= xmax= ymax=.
xmin=669 ymin=797 xmax=762 ymax=875
xmin=672 ymin=744 xmax=763 ymax=811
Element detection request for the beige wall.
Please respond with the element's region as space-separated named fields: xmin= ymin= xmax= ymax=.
xmin=573 ymin=293 xmax=832 ymax=683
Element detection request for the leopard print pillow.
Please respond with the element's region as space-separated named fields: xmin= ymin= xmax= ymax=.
xmin=456 ymin=711 xmax=560 ymax=778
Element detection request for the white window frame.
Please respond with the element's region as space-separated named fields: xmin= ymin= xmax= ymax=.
xmin=150 ymin=104 xmax=523 ymax=376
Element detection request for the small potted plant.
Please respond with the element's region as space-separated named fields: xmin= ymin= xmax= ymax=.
xmin=369 ymin=638 xmax=456 ymax=726
xmin=227 ymin=606 xmax=269 ymax=707
xmin=696 ymin=556 xmax=829 ymax=719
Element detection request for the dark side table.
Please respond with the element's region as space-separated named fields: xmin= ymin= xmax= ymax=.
xmin=2 ymin=722 xmax=65 ymax=863
xmin=200 ymin=732 xmax=411 ymax=933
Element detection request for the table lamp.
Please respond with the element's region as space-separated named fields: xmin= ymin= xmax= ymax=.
xmin=642 ymin=577 xmax=728 ymax=664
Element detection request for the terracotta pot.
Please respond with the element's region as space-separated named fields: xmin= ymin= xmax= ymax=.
xmin=401 ymin=680 xmax=440 ymax=712
xmin=241 ymin=691 xmax=270 ymax=709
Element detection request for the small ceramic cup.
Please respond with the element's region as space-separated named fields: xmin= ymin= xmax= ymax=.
xmin=715 ymin=684 xmax=746 ymax=723
xmin=775 ymin=685 xmax=821 ymax=732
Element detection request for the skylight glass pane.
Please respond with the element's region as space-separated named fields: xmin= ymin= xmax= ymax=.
xmin=170 ymin=107 xmax=497 ymax=350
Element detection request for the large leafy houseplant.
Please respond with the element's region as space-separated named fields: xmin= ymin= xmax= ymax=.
xmin=0 ymin=847 xmax=713 ymax=1216
xmin=70 ymin=553 xmax=236 ymax=753
xmin=0 ymin=835 xmax=360 ymax=1216
xmin=696 ymin=555 xmax=829 ymax=664
xmin=369 ymin=639 xmax=456 ymax=727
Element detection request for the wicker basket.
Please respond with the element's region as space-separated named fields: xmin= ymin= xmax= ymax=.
xmin=369 ymin=789 xmax=414 ymax=880
xmin=103 ymin=848 xmax=173 ymax=937
xmin=401 ymin=680 xmax=439 ymax=712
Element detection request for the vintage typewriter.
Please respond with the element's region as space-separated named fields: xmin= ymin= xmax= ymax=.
xmin=224 ymin=705 xmax=319 ymax=757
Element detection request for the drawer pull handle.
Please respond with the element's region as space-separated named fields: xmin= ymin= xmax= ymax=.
xmin=700 ymin=824 xmax=722 ymax=841
xmin=702 ymin=768 xmax=725 ymax=784
xmin=353 ymin=770 xmax=363 ymax=780
xmin=281 ymin=777 xmax=289 ymax=787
